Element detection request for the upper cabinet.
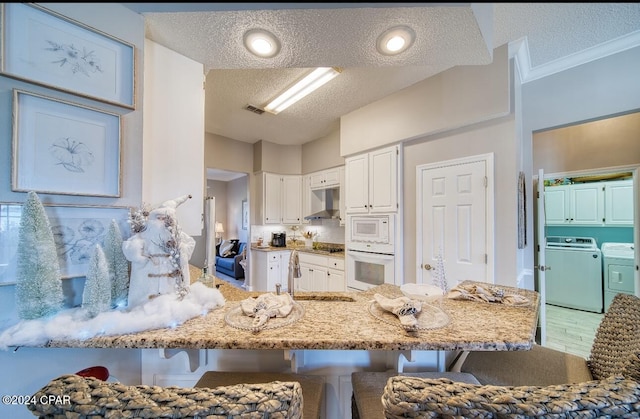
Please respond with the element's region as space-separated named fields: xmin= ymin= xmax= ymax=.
xmin=345 ymin=145 xmax=398 ymax=214
xmin=309 ymin=168 xmax=340 ymax=190
xmin=604 ymin=180 xmax=634 ymax=226
xmin=545 ymin=179 xmax=633 ymax=227
xmin=259 ymin=173 xmax=302 ymax=225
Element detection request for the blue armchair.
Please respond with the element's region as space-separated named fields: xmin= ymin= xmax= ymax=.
xmin=215 ymin=240 xmax=246 ymax=279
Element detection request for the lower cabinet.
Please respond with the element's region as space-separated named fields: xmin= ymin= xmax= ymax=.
xmin=251 ymin=250 xmax=291 ymax=292
xmin=297 ymin=253 xmax=345 ymax=292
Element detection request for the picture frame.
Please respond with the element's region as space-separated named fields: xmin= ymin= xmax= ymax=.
xmin=242 ymin=199 xmax=248 ymax=230
xmin=0 ymin=204 xmax=131 ymax=284
xmin=0 ymin=3 xmax=135 ymax=109
xmin=12 ymin=89 xmax=122 ymax=197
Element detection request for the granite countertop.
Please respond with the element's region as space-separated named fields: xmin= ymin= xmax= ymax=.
xmin=251 ymin=243 xmax=345 ymax=258
xmin=44 ymin=270 xmax=540 ymax=351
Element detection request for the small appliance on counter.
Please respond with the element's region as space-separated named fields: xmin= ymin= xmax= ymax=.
xmin=271 ymin=232 xmax=287 ymax=247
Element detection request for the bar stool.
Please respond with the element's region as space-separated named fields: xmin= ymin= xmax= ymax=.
xmin=351 ymin=371 xmax=480 ymax=419
xmin=195 ymin=371 xmax=325 ymax=419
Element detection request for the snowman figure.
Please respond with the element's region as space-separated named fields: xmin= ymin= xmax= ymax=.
xmin=123 ymin=195 xmax=195 ymax=307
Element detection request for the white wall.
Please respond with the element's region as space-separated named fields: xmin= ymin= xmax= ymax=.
xmin=0 ymin=5 xmax=145 ymax=414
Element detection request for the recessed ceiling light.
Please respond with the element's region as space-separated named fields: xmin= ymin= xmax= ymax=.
xmin=243 ymin=29 xmax=280 ymax=58
xmin=376 ymin=26 xmax=415 ymax=56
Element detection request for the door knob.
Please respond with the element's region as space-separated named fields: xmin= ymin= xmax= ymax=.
xmin=423 ymin=264 xmax=433 ymax=270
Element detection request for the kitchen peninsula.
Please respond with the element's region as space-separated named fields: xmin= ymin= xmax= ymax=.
xmin=38 ymin=274 xmax=538 ymax=418
xmin=43 ymin=278 xmax=539 ymax=353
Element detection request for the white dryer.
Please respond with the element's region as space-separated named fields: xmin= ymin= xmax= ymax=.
xmin=602 ymin=242 xmax=635 ymax=311
xmin=545 ymin=236 xmax=603 ymax=313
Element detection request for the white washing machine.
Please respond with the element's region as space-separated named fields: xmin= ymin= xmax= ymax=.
xmin=602 ymin=242 xmax=635 ymax=311
xmin=545 ymin=236 xmax=603 ymax=313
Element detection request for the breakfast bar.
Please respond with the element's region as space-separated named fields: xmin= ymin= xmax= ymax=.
xmin=44 ymin=280 xmax=539 ymax=353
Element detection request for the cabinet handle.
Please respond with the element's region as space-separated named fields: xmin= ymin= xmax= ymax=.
xmin=423 ymin=264 xmax=433 ymax=271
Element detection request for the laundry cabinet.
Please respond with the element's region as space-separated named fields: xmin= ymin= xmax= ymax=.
xmin=604 ymin=180 xmax=633 ymax=226
xmin=544 ymin=183 xmax=604 ymax=225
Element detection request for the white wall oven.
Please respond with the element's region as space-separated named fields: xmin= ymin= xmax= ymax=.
xmin=346 ymin=214 xmax=397 ymax=291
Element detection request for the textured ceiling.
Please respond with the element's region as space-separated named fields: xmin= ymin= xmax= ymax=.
xmin=125 ymin=3 xmax=640 ymax=146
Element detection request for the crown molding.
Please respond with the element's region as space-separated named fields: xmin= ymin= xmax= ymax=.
xmin=512 ymin=30 xmax=640 ymax=84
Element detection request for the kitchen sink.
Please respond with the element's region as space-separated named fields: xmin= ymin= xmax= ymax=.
xmin=293 ymin=294 xmax=355 ymax=302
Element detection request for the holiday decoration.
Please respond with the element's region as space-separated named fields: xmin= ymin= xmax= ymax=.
xmin=82 ymin=244 xmax=111 ymax=317
xmin=15 ymin=191 xmax=64 ymax=320
xmin=122 ymin=195 xmax=195 ymax=307
xmin=432 ymin=247 xmax=449 ymax=295
xmin=104 ymin=219 xmax=129 ymax=308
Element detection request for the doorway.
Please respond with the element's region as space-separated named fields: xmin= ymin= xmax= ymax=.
xmin=533 ymin=112 xmax=640 ymax=358
xmin=201 ymin=168 xmax=250 ymax=285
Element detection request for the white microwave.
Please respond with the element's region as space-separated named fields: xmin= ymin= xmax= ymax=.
xmin=346 ymin=214 xmax=394 ymax=254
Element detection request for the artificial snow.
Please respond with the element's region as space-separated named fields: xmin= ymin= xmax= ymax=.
xmin=0 ymin=282 xmax=225 ymax=350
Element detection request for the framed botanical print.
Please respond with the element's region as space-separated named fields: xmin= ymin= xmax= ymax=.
xmin=0 ymin=3 xmax=135 ymax=108
xmin=12 ymin=89 xmax=121 ymax=197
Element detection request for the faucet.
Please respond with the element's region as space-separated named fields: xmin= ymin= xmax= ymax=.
xmin=288 ymin=249 xmax=302 ymax=297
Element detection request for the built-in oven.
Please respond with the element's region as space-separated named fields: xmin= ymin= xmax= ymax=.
xmin=346 ymin=249 xmax=395 ymax=291
xmin=346 ymin=214 xmax=396 ymax=291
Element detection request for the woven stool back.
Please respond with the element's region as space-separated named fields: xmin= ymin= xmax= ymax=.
xmin=589 ymin=293 xmax=640 ymax=380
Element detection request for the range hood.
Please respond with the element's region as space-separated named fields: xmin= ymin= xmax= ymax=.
xmin=304 ymin=188 xmax=340 ymax=220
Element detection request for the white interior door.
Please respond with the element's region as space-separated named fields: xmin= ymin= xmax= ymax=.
xmin=417 ymin=156 xmax=490 ymax=287
xmin=536 ymin=169 xmax=547 ymax=345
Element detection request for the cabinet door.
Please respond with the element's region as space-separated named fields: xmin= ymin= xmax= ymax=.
xmin=345 ymin=154 xmax=369 ymax=213
xmin=266 ymin=254 xmax=282 ymax=292
xmin=605 ymin=180 xmax=634 ymax=226
xmin=323 ymin=168 xmax=340 ymax=188
xmin=369 ymin=146 xmax=397 ymax=213
xmin=544 ymin=185 xmax=570 ymax=225
xmin=571 ymin=183 xmax=604 ymax=225
xmin=310 ymin=267 xmax=328 ymax=292
xmin=302 ymin=175 xmax=311 ymax=224
xmin=309 ymin=172 xmax=326 ymax=189
xmin=282 ymin=175 xmax=302 ymax=224
xmin=327 ymin=269 xmax=345 ymax=292
xmin=264 ymin=173 xmax=282 ymax=224
xmin=297 ymin=264 xmax=313 ymax=292
xmin=338 ymin=166 xmax=345 ymax=226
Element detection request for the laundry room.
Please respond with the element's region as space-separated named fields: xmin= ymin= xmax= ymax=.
xmin=543 ymin=172 xmax=634 ymax=314
xmin=534 ymin=111 xmax=639 ymax=317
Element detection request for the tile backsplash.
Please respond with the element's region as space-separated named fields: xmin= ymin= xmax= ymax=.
xmin=251 ymin=219 xmax=345 ymax=245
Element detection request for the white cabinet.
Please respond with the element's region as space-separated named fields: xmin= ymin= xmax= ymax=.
xmin=301 ymin=174 xmax=311 ymax=225
xmin=297 ymin=253 xmax=345 ymax=292
xmin=545 ymin=183 xmax=604 ymax=225
xmin=345 ymin=145 xmax=398 ymax=214
xmin=251 ymin=250 xmax=291 ymax=292
xmin=310 ymin=168 xmax=340 ymax=190
xmin=260 ymin=173 xmax=302 ymax=225
xmin=545 ymin=179 xmax=634 ymax=227
xmin=339 ymin=166 xmax=345 ymax=226
xmin=604 ymin=180 xmax=633 ymax=226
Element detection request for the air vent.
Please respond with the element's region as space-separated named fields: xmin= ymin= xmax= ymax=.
xmin=244 ymin=104 xmax=265 ymax=115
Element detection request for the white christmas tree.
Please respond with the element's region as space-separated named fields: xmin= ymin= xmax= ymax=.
xmin=82 ymin=244 xmax=112 ymax=317
xmin=15 ymin=191 xmax=64 ymax=320
xmin=104 ymin=219 xmax=129 ymax=308
xmin=432 ymin=247 xmax=449 ymax=294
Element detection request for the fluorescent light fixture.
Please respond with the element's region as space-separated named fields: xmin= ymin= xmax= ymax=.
xmin=264 ymin=67 xmax=341 ymax=114
xmin=244 ymin=29 xmax=280 ymax=58
xmin=376 ymin=26 xmax=415 ymax=56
